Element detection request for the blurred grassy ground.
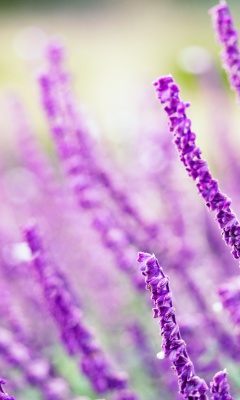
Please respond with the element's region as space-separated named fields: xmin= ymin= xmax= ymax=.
xmin=0 ymin=0 xmax=240 ymax=153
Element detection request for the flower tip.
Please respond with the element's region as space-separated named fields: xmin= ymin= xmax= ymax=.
xmin=38 ymin=73 xmax=51 ymax=88
xmin=153 ymin=74 xmax=173 ymax=88
xmin=23 ymin=220 xmax=37 ymax=235
xmin=46 ymin=38 xmax=65 ymax=65
xmin=214 ymin=369 xmax=227 ymax=379
xmin=23 ymin=221 xmax=42 ymax=254
xmin=209 ymin=0 xmax=228 ymax=15
xmin=137 ymin=252 xmax=152 ymax=263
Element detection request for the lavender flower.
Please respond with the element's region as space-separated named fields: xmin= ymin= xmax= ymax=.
xmin=218 ymin=278 xmax=240 ymax=335
xmin=0 ymin=381 xmax=14 ymax=400
xmin=42 ymin=40 xmax=159 ymax=250
xmin=153 ymin=75 xmax=240 ymax=261
xmin=127 ymin=321 xmax=178 ymax=398
xmin=10 ymin=98 xmax=60 ymax=199
xmin=24 ymin=223 xmax=137 ymax=398
xmin=210 ymin=370 xmax=233 ymax=400
xmin=38 ymin=48 xmax=145 ymax=291
xmin=0 ymin=326 xmax=73 ymax=400
xmin=45 ymin=40 xmax=158 ymax=241
xmin=112 ymin=390 xmax=138 ymax=400
xmin=210 ymin=1 xmax=240 ymax=101
xmin=137 ymin=252 xmax=208 ymax=399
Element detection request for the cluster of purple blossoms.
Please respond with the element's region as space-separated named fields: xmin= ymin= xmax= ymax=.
xmin=153 ymin=74 xmax=240 ymax=261
xmin=1 ymin=0 xmax=240 ymax=399
xmin=0 ymin=381 xmax=14 ymax=400
xmin=210 ymin=370 xmax=233 ymax=400
xmin=144 ymin=1 xmax=240 ymax=398
xmin=138 ymin=253 xmax=234 ymax=400
xmin=137 ymin=252 xmax=209 ymax=399
xmin=24 ymin=223 xmax=138 ymax=400
xmin=218 ymin=278 xmax=240 ymax=337
xmin=210 ymin=0 xmax=240 ymax=101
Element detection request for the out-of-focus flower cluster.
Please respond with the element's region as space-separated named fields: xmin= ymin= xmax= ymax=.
xmin=1 ymin=0 xmax=240 ymax=399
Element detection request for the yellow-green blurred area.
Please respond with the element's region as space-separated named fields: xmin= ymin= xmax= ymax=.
xmin=1 ymin=0 xmax=240 ymax=154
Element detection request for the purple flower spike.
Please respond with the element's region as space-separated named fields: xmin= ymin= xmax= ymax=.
xmin=218 ymin=278 xmax=240 ymax=335
xmin=24 ymin=223 xmax=138 ymax=398
xmin=0 ymin=381 xmax=14 ymax=400
xmin=113 ymin=390 xmax=138 ymax=400
xmin=210 ymin=370 xmax=233 ymax=400
xmin=210 ymin=1 xmax=240 ymax=101
xmin=137 ymin=252 xmax=208 ymax=400
xmin=46 ymin=38 xmax=65 ymax=66
xmin=154 ymin=75 xmax=240 ymax=261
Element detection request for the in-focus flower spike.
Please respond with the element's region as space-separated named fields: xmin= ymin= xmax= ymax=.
xmin=24 ymin=223 xmax=138 ymax=398
xmin=0 ymin=380 xmax=14 ymax=400
xmin=137 ymin=252 xmax=209 ymax=400
xmin=210 ymin=1 xmax=240 ymax=102
xmin=154 ymin=75 xmax=240 ymax=261
xmin=210 ymin=370 xmax=233 ymax=400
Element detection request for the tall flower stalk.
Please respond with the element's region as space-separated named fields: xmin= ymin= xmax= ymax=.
xmin=210 ymin=0 xmax=240 ymax=102
xmin=0 ymin=327 xmax=73 ymax=400
xmin=38 ymin=42 xmax=144 ymax=291
xmin=139 ymin=110 xmax=239 ymax=362
xmin=137 ymin=252 xmax=209 ymax=399
xmin=0 ymin=381 xmax=14 ymax=400
xmin=45 ymin=40 xmax=158 ymax=241
xmin=153 ymin=75 xmax=240 ymax=262
xmin=218 ymin=278 xmax=240 ymax=337
xmin=210 ymin=370 xmax=233 ymax=400
xmin=24 ymin=223 xmax=138 ymax=399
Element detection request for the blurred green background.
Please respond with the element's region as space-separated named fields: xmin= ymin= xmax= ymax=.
xmin=0 ymin=0 xmax=240 ymax=150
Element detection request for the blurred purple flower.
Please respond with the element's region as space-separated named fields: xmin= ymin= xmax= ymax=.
xmin=24 ymin=223 xmax=137 ymax=398
xmin=210 ymin=0 xmax=240 ymax=101
xmin=0 ymin=380 xmax=14 ymax=400
xmin=38 ymin=44 xmax=145 ymax=291
xmin=0 ymin=326 xmax=73 ymax=400
xmin=218 ymin=278 xmax=240 ymax=336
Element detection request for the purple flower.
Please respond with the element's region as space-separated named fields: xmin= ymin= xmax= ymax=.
xmin=0 ymin=326 xmax=74 ymax=400
xmin=38 ymin=47 xmax=146 ymax=291
xmin=210 ymin=370 xmax=233 ymax=400
xmin=137 ymin=252 xmax=208 ymax=399
xmin=153 ymin=75 xmax=240 ymax=261
xmin=10 ymin=98 xmax=60 ymax=199
xmin=218 ymin=278 xmax=240 ymax=335
xmin=44 ymin=40 xmax=158 ymax=241
xmin=210 ymin=0 xmax=240 ymax=101
xmin=24 ymin=223 xmax=137 ymax=397
xmin=113 ymin=390 xmax=138 ymax=400
xmin=0 ymin=380 xmax=14 ymax=400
